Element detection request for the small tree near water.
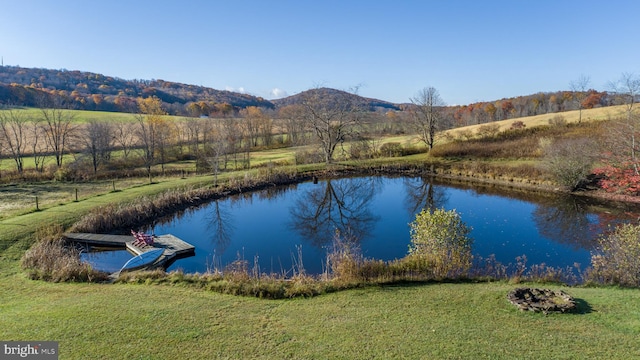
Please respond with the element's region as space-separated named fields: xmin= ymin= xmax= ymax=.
xmin=408 ymin=208 xmax=473 ymax=278
xmin=588 ymin=223 xmax=640 ymax=287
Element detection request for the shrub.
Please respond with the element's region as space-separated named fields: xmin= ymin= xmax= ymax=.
xmin=379 ymin=142 xmax=404 ymax=157
xmin=457 ymin=129 xmax=474 ymax=141
xmin=540 ymin=138 xmax=596 ymax=190
xmin=406 ymin=208 xmax=473 ymax=278
xmin=593 ymin=163 xmax=640 ymax=195
xmin=325 ymin=230 xmax=364 ymax=282
xmin=587 ymin=223 xmax=640 ymax=287
xmin=548 ymin=114 xmax=567 ymax=127
xmin=349 ymin=139 xmax=376 ymax=160
xmin=510 ymin=121 xmax=526 ymax=130
xmin=477 ymin=123 xmax=501 ymax=138
xmin=294 ymin=149 xmax=324 ymax=165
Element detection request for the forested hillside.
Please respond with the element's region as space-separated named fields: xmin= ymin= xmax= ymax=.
xmin=0 ymin=66 xmax=274 ymax=115
xmin=0 ymin=65 xmax=616 ymax=125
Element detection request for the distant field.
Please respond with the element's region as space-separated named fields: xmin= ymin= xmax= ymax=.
xmin=444 ymin=105 xmax=626 ymax=138
xmin=0 ymin=107 xmax=186 ymax=123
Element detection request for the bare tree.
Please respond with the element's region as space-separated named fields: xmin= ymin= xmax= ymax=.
xmin=569 ymin=74 xmax=591 ymax=124
xmin=203 ymin=125 xmax=226 ymax=186
xmin=300 ymin=87 xmax=364 ymax=164
xmin=409 ymin=87 xmax=445 ymax=151
xmin=604 ymin=73 xmax=640 ymax=175
xmin=609 ymin=72 xmax=640 ymax=121
xmin=113 ymin=122 xmax=136 ymax=160
xmin=221 ymin=117 xmax=241 ymax=169
xmin=240 ymin=106 xmax=262 ymax=148
xmin=0 ymin=107 xmax=30 ymax=174
xmin=39 ymin=99 xmax=76 ymax=168
xmin=277 ymin=105 xmax=307 ymax=146
xmin=82 ymin=121 xmax=113 ymax=175
xmin=30 ymin=119 xmax=47 ymax=172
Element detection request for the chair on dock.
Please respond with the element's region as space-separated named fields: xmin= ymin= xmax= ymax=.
xmin=131 ymin=230 xmax=155 ymax=247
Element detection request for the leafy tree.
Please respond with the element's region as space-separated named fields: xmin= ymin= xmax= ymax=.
xmin=408 ymin=208 xmax=472 ymax=278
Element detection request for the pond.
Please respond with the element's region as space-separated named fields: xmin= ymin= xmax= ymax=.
xmin=83 ymin=176 xmax=639 ymax=276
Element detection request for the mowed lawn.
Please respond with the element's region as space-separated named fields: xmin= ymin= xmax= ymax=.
xmin=1 ymin=272 xmax=639 ymax=359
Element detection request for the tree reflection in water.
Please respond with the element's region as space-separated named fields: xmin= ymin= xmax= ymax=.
xmin=403 ymin=176 xmax=449 ymax=215
xmin=205 ymin=200 xmax=234 ymax=257
xmin=532 ymin=196 xmax=640 ymax=251
xmin=289 ymin=177 xmax=381 ymax=247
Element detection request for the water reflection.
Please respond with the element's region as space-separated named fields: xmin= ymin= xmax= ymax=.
xmin=532 ymin=196 xmax=600 ymax=251
xmin=205 ymin=200 xmax=234 ymax=255
xmin=403 ymin=176 xmax=449 ymax=214
xmin=289 ymin=177 xmax=381 ymax=247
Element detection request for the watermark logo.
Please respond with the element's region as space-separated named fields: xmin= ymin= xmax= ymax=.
xmin=2 ymin=342 xmax=58 ymax=359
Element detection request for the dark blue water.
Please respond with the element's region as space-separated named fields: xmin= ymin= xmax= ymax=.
xmin=84 ymin=176 xmax=637 ymax=275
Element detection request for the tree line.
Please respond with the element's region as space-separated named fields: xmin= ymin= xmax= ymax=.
xmin=2 ymin=71 xmax=639 ymax=188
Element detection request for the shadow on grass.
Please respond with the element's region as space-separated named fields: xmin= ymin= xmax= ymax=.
xmin=572 ymin=297 xmax=593 ymax=315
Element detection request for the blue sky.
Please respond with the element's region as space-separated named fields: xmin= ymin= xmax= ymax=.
xmin=1 ymin=0 xmax=638 ymax=105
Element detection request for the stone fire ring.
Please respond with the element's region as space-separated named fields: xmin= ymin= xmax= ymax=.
xmin=507 ymin=288 xmax=577 ymax=314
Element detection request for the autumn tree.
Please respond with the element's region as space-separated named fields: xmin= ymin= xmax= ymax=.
xmin=134 ymin=96 xmax=167 ymax=181
xmin=569 ymin=75 xmax=591 ymax=123
xmin=409 ymin=87 xmax=445 ymax=151
xmin=0 ymin=107 xmax=30 ymax=174
xmin=299 ymin=87 xmax=364 ymax=164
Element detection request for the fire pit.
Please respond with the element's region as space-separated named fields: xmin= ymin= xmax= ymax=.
xmin=507 ymin=288 xmax=576 ymax=314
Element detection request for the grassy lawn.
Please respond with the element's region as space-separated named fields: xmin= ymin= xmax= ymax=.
xmin=1 ymin=273 xmax=638 ymax=359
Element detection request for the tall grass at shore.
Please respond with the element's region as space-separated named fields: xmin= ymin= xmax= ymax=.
xmin=21 ymin=224 xmax=108 ymax=282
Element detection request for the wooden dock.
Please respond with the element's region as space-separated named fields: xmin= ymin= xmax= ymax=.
xmin=64 ymin=232 xmax=195 ymax=272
